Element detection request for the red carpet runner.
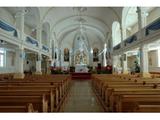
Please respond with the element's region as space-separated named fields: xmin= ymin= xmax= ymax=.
xmin=71 ymin=73 xmax=91 ymax=80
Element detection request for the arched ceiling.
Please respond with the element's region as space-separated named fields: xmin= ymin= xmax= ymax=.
xmin=5 ymin=7 xmax=40 ymax=28
xmin=4 ymin=7 xmax=124 ymax=47
xmin=41 ymin=7 xmax=122 ymax=45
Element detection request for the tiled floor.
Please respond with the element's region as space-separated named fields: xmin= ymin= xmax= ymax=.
xmin=60 ymin=80 xmax=104 ymax=112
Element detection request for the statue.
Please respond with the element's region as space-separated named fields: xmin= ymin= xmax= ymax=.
xmin=79 ymin=51 xmax=83 ymax=64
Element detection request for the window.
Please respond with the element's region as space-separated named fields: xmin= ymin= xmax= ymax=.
xmin=0 ymin=49 xmax=5 ymax=67
xmin=112 ymin=21 xmax=121 ymax=47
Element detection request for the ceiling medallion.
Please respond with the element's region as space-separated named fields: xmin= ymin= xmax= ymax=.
xmin=73 ymin=7 xmax=87 ymax=13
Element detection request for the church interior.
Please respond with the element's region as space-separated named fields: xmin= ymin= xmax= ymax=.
xmin=1 ymin=7 xmax=160 ymax=112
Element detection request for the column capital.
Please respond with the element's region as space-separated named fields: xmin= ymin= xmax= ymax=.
xmin=136 ymin=7 xmax=141 ymax=13
xmin=15 ymin=8 xmax=26 ymax=18
xmin=140 ymin=44 xmax=149 ymax=51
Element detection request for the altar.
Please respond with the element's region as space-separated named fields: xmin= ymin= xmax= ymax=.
xmin=71 ymin=64 xmax=91 ymax=79
xmin=75 ymin=64 xmax=88 ymax=73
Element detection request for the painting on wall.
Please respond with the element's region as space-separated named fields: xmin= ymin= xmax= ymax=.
xmin=93 ymin=48 xmax=99 ymax=62
xmin=64 ymin=48 xmax=69 ymax=62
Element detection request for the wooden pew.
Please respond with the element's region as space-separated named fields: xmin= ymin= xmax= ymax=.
xmin=107 ymin=88 xmax=160 ymax=112
xmin=0 ymin=89 xmax=56 ymax=112
xmin=134 ymin=104 xmax=160 ymax=112
xmin=115 ymin=94 xmax=160 ymax=112
xmin=92 ymin=74 xmax=160 ymax=112
xmin=0 ymin=95 xmax=47 ymax=112
xmin=0 ymin=74 xmax=71 ymax=112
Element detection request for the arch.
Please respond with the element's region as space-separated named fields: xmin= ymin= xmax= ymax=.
xmin=122 ymin=7 xmax=138 ymax=39
xmin=58 ymin=23 xmax=105 ymax=47
xmin=112 ymin=21 xmax=121 ymax=47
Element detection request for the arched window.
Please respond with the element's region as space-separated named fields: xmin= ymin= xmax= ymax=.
xmin=0 ymin=48 xmax=5 ymax=67
xmin=122 ymin=7 xmax=138 ymax=39
xmin=112 ymin=21 xmax=121 ymax=47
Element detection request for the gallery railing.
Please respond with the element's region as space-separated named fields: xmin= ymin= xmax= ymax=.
xmin=113 ymin=43 xmax=121 ymax=51
xmin=145 ymin=17 xmax=160 ymax=36
xmin=0 ymin=19 xmax=18 ymax=38
xmin=124 ymin=33 xmax=138 ymax=47
xmin=25 ymin=35 xmax=39 ymax=48
xmin=42 ymin=45 xmax=49 ymax=52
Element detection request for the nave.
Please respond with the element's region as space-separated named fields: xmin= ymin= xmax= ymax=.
xmin=1 ymin=73 xmax=160 ymax=112
xmin=60 ymin=80 xmax=104 ymax=112
xmin=1 ymin=7 xmax=160 ymax=113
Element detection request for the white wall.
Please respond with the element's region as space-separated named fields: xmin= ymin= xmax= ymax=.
xmin=0 ymin=8 xmax=15 ymax=26
xmin=148 ymin=50 xmax=158 ymax=67
xmin=148 ymin=50 xmax=160 ymax=72
xmin=147 ymin=8 xmax=160 ymax=26
xmin=24 ymin=24 xmax=35 ymax=38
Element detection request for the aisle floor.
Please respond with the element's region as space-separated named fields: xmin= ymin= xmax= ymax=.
xmin=60 ymin=80 xmax=104 ymax=112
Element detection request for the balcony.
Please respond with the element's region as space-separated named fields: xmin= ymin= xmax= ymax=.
xmin=145 ymin=17 xmax=160 ymax=36
xmin=25 ymin=35 xmax=39 ymax=48
xmin=42 ymin=45 xmax=49 ymax=52
xmin=0 ymin=19 xmax=20 ymax=39
xmin=123 ymin=32 xmax=139 ymax=49
xmin=113 ymin=43 xmax=121 ymax=51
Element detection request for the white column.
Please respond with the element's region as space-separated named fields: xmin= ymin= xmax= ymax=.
xmin=36 ymin=24 xmax=42 ymax=49
xmin=56 ymin=48 xmax=60 ymax=67
xmin=120 ymin=24 xmax=128 ymax=74
xmin=122 ymin=26 xmax=127 ymax=40
xmin=36 ymin=53 xmax=42 ymax=74
xmin=103 ymin=44 xmax=107 ymax=67
xmin=35 ymin=23 xmax=42 ymax=74
xmin=140 ymin=44 xmax=151 ymax=77
xmin=49 ymin=32 xmax=52 ymax=59
xmin=14 ymin=9 xmax=25 ymax=79
xmin=140 ymin=8 xmax=147 ymax=28
xmin=137 ymin=7 xmax=143 ymax=30
xmin=158 ymin=48 xmax=160 ymax=67
xmin=59 ymin=49 xmax=62 ymax=67
xmin=14 ymin=47 xmax=25 ymax=79
xmin=15 ymin=9 xmax=25 ymax=40
xmin=109 ymin=38 xmax=114 ymax=73
xmin=137 ymin=7 xmax=147 ymax=39
xmin=89 ymin=48 xmax=93 ymax=66
xmin=122 ymin=53 xmax=128 ymax=74
xmin=69 ymin=50 xmax=72 ymax=66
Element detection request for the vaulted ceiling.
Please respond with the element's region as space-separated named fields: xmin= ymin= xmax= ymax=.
xmin=3 ymin=7 xmax=123 ymax=48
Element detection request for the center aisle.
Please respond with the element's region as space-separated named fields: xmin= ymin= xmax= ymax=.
xmin=60 ymin=80 xmax=104 ymax=112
